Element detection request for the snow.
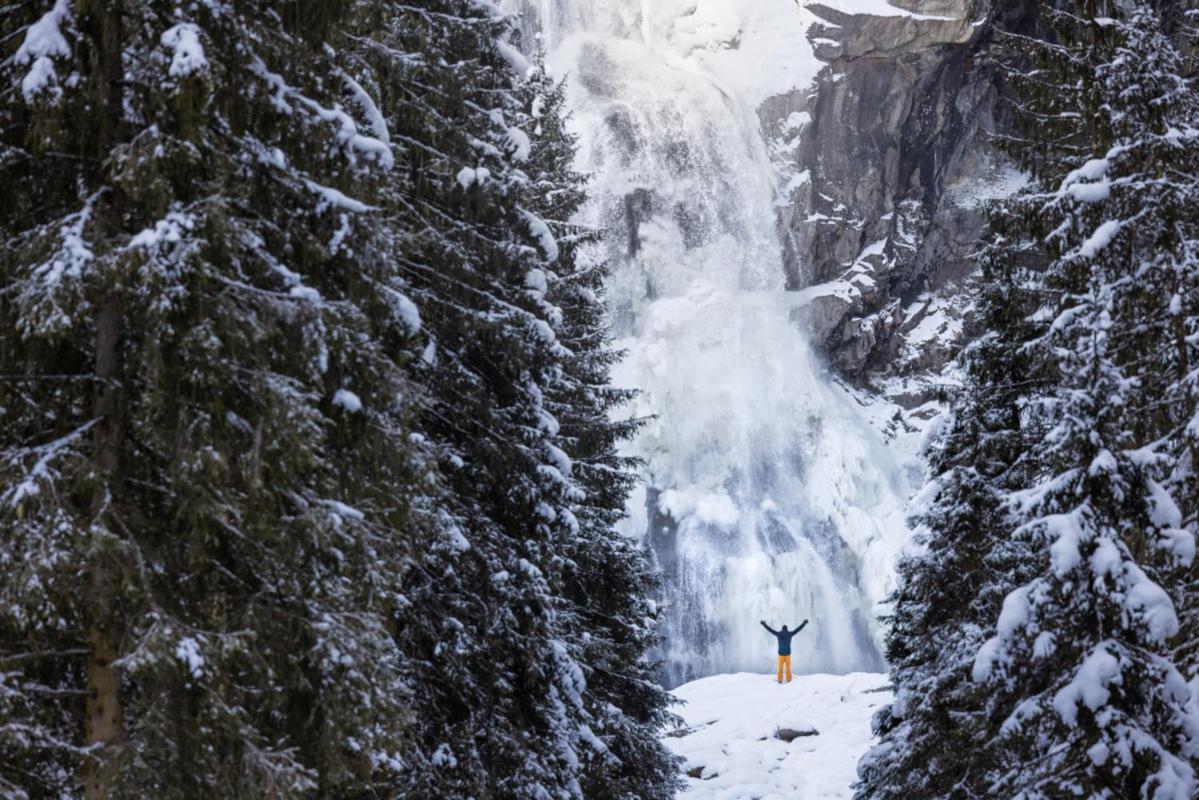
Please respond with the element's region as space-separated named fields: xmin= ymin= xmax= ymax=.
xmin=128 ymin=210 xmax=194 ymax=250
xmin=303 ymin=178 xmax=373 ymax=214
xmin=506 ymin=126 xmax=532 ymax=161
xmin=793 ymin=279 xmax=860 ymax=307
xmin=161 ymin=23 xmax=208 ymax=78
xmin=3 ymin=420 xmax=98 ymax=508
xmin=659 ymin=488 xmax=741 ymax=528
xmin=332 ymin=389 xmax=363 ymax=413
xmin=1124 ymin=563 xmax=1180 ymax=643
xmin=14 ymin=0 xmax=71 ymax=101
xmin=384 ymin=286 xmax=422 ymax=333
xmin=495 ymin=38 xmax=532 ymax=79
xmin=996 ymin=584 xmax=1032 ymax=636
xmin=524 ymin=268 xmax=548 ymax=297
xmin=1052 ymin=644 xmax=1121 ymax=727
xmin=20 ymin=56 xmax=59 ymax=101
xmin=249 ymin=56 xmax=394 ymax=171
xmin=519 ymin=207 xmax=559 ymax=263
xmin=1045 ymin=512 xmax=1085 ymax=577
xmin=902 ymin=297 xmax=964 ymax=352
xmin=431 ymin=743 xmax=458 ymax=768
xmin=1061 ymin=157 xmax=1109 ymax=188
xmin=341 ymin=71 xmax=391 ymax=144
xmin=1146 ymin=479 xmax=1183 ymax=528
xmin=320 ymin=499 xmax=365 ymax=520
xmin=1077 ymin=219 xmax=1122 ymax=259
xmin=666 ymin=671 xmax=891 ymax=799
xmin=972 ymin=637 xmax=1001 ymax=682
xmin=809 ymin=0 xmax=959 ymax=21
xmin=35 ymin=193 xmax=97 ymax=286
xmin=175 ymin=637 xmax=206 ymax=678
xmin=972 ymin=585 xmax=1032 ymax=681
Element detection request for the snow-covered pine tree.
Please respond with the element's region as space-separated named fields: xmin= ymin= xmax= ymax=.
xmin=861 ymin=3 xmax=1199 ymax=797
xmin=2 ymin=2 xmax=420 ymax=797
xmin=349 ymin=2 xmax=677 ymax=796
xmin=854 ymin=197 xmax=1052 ymax=800
xmin=1103 ymin=8 xmax=1199 ymax=681
xmin=970 ymin=5 xmax=1199 ymax=797
xmin=521 ymin=69 xmax=682 ymax=799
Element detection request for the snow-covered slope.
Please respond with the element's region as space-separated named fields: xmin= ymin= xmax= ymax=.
xmin=666 ymin=671 xmax=891 ymax=799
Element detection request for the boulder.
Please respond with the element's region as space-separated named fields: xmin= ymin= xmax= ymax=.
xmin=776 ymin=727 xmax=821 ymax=742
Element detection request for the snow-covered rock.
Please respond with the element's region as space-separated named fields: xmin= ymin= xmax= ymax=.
xmin=666 ymin=671 xmax=892 ymax=799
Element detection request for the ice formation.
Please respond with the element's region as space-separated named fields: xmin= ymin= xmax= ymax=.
xmin=510 ymin=0 xmax=917 ymax=685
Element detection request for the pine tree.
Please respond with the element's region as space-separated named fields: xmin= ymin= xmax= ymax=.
xmin=522 ymin=70 xmax=682 ymax=799
xmin=854 ymin=201 xmax=1051 ymax=800
xmin=2 ymin=2 xmax=681 ymax=798
xmin=2 ymin=2 xmax=420 ymax=796
xmin=969 ymin=5 xmax=1199 ymax=797
xmin=860 ymin=2 xmax=1199 ymax=797
xmin=348 ymin=3 xmax=678 ymax=796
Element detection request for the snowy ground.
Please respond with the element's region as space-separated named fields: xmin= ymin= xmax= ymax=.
xmin=665 ymin=672 xmax=891 ymax=800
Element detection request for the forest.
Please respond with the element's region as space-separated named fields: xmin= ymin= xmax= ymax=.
xmin=1 ymin=1 xmax=1197 ymax=799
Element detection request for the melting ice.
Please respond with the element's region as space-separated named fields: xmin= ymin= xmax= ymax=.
xmin=512 ymin=0 xmax=913 ymax=686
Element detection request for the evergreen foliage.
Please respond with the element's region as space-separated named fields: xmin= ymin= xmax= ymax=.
xmin=0 ymin=2 xmax=676 ymax=799
xmin=854 ymin=194 xmax=1052 ymax=800
xmin=971 ymin=9 xmax=1199 ymax=796
xmin=859 ymin=2 xmax=1199 ymax=798
xmin=525 ymin=71 xmax=682 ymax=799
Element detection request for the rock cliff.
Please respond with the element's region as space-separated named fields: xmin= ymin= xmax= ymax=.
xmin=769 ymin=0 xmax=1025 ymax=400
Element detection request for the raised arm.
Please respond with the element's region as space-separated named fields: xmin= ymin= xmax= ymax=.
xmin=760 ymin=620 xmax=778 ymax=635
xmin=793 ymin=620 xmax=809 ymax=633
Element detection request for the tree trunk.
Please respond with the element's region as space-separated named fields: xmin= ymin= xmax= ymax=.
xmin=84 ymin=294 xmax=124 ymax=800
xmin=83 ymin=3 xmax=126 ymax=797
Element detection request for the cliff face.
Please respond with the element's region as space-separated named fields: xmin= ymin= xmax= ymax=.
xmin=506 ymin=0 xmax=1018 ymax=399
xmin=768 ymin=0 xmax=1022 ymax=398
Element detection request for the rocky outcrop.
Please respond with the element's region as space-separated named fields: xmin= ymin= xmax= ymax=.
xmin=767 ymin=0 xmax=1022 ymax=394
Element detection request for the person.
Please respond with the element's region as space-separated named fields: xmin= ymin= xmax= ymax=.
xmin=760 ymin=619 xmax=809 ymax=683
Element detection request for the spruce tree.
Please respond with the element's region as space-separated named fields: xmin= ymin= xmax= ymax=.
xmin=523 ymin=70 xmax=682 ymax=799
xmin=348 ymin=3 xmax=678 ymax=797
xmin=855 ymin=205 xmax=1051 ymax=800
xmin=2 ymin=2 xmax=680 ymax=799
xmin=971 ymin=9 xmax=1199 ymax=796
xmin=860 ymin=2 xmax=1199 ymax=797
xmin=2 ymin=2 xmax=419 ymax=796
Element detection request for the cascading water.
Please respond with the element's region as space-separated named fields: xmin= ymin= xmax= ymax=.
xmin=511 ymin=0 xmax=913 ymax=687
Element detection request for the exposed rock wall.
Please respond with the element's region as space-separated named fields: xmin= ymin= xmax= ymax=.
xmin=769 ymin=0 xmax=1020 ymax=392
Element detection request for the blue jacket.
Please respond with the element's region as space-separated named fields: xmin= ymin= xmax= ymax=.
xmin=761 ymin=620 xmax=808 ymax=655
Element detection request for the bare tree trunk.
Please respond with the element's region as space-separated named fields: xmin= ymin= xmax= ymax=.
xmin=84 ymin=295 xmax=124 ymax=800
xmin=83 ymin=4 xmax=126 ymax=797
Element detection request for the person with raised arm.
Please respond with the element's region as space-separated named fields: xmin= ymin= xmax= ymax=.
xmin=760 ymin=619 xmax=809 ymax=683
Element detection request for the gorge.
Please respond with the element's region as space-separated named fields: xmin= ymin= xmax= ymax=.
xmin=507 ymin=0 xmax=1014 ymax=686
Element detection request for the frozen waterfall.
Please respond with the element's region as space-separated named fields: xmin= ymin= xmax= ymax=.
xmin=512 ymin=0 xmax=914 ymax=687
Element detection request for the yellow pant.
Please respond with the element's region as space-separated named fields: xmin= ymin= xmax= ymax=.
xmin=777 ymin=655 xmax=792 ymax=683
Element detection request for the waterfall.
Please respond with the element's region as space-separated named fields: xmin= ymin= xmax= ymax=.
xmin=511 ymin=0 xmax=913 ymax=687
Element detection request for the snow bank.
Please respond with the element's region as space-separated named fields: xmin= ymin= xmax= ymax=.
xmin=667 ymin=671 xmax=891 ymax=799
